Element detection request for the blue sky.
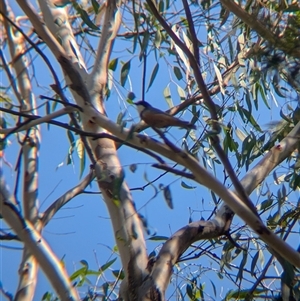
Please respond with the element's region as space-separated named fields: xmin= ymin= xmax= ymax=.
xmin=1 ymin=1 xmax=300 ymax=300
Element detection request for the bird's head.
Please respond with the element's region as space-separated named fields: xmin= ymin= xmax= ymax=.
xmin=134 ymin=100 xmax=152 ymax=114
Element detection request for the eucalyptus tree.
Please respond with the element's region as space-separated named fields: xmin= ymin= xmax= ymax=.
xmin=0 ymin=1 xmax=299 ymax=301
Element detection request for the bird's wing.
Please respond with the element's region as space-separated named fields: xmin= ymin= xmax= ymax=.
xmin=141 ymin=109 xmax=191 ymax=128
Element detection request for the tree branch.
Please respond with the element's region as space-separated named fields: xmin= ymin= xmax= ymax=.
xmin=81 ymin=102 xmax=300 ymax=268
xmin=220 ymin=0 xmax=300 ymax=57
xmin=146 ymin=0 xmax=260 ymax=220
xmin=152 ymin=163 xmax=195 ymax=180
xmin=0 ymin=106 xmax=78 ymax=136
xmin=0 ymin=169 xmax=80 ymax=301
xmin=42 ymin=170 xmax=95 ymax=226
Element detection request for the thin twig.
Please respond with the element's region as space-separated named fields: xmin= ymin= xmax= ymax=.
xmin=0 ymin=232 xmax=20 ymax=241
xmin=94 ymin=132 xmax=166 ymax=164
xmin=182 ymin=0 xmax=200 ymax=65
xmin=152 ymin=164 xmax=195 ymax=180
xmin=0 ymin=48 xmax=22 ymax=103
xmin=0 ymin=106 xmax=79 ymax=138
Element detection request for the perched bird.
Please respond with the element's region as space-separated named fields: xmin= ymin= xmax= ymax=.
xmin=134 ymin=100 xmax=196 ymax=129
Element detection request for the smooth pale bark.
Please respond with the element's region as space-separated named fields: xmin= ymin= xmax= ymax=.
xmin=5 ymin=1 xmax=300 ymax=300
xmin=16 ymin=0 xmax=149 ymax=298
xmin=1 ymin=2 xmax=41 ymax=299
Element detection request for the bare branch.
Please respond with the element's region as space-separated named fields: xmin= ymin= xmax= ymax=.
xmin=0 ymin=286 xmax=13 ymax=301
xmin=138 ymin=206 xmax=231 ymax=299
xmin=182 ymin=0 xmax=200 ymax=65
xmin=0 ymin=106 xmax=78 ymax=136
xmin=42 ymin=170 xmax=95 ymax=226
xmin=0 ymin=232 xmax=20 ymax=241
xmin=152 ymin=164 xmax=195 ymax=180
xmin=0 ymin=48 xmax=22 ymax=104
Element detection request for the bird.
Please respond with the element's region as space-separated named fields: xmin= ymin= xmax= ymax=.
xmin=134 ymin=100 xmax=196 ymax=130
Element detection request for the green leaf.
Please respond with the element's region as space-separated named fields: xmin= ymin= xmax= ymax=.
xmin=109 ymin=58 xmax=118 ymax=71
xmin=165 ymin=0 xmax=170 ymax=9
xmin=112 ymin=173 xmax=125 ymax=201
xmin=211 ymin=190 xmax=219 ymax=205
xmin=91 ymin=0 xmax=99 ymax=13
xmin=181 ymin=181 xmax=196 ymax=189
xmin=228 ymin=36 xmax=234 ymax=62
xmin=70 ymin=266 xmax=87 ymax=281
xmin=42 ymin=292 xmax=54 ymax=301
xmin=245 ymin=90 xmax=252 ymax=113
xmin=213 ymin=63 xmax=225 ymax=95
xmin=225 ymin=288 xmax=266 ymax=300
xmin=284 ymin=5 xmax=300 ymax=12
xmin=131 ymin=222 xmax=138 ymax=239
xmin=51 ymin=97 xmax=58 ymax=112
xmin=147 ymin=63 xmax=159 ymax=91
xmin=102 ymin=282 xmax=108 ymax=296
xmin=242 ymin=108 xmax=262 ymax=131
xmin=140 ymin=31 xmax=150 ymax=57
xmin=186 ymin=284 xmax=194 ymax=299
xmin=158 ymin=0 xmax=164 ymax=13
xmin=76 ymin=139 xmax=85 ymax=178
xmin=257 ymin=198 xmax=273 ymax=211
xmin=100 ymin=258 xmax=117 ymax=272
xmin=46 ymin=101 xmax=50 ymax=130
xmin=148 ymin=235 xmax=168 ymax=241
xmin=112 ymin=269 xmax=125 ymax=279
xmin=154 ymin=30 xmax=162 ymax=49
xmin=235 ymin=128 xmax=246 ymax=142
xmin=173 ymin=66 xmax=183 ymax=80
xmin=236 ymin=249 xmax=248 ymax=282
xmin=251 ymin=251 xmax=259 ymax=276
xmin=159 ymin=184 xmax=173 ymax=209
xmin=73 ymin=3 xmax=99 ymax=30
xmin=132 ymin=33 xmax=138 ymax=53
xmin=198 ymin=282 xmax=204 ymax=300
xmin=177 ymin=85 xmax=186 ymax=101
xmin=0 ymin=118 xmax=7 ymax=151
xmin=80 ymin=260 xmax=88 ymax=267
xmin=120 ymin=60 xmax=131 ymax=87
xmin=116 ymin=112 xmax=126 ymax=125
xmin=258 ymin=249 xmax=265 ymax=268
xmin=163 ymin=85 xmax=173 ymax=108
xmin=54 ymin=0 xmax=71 ymax=7
xmin=210 ymin=280 xmax=217 ymax=297
xmin=258 ymin=83 xmax=270 ymax=109
xmin=66 ymin=147 xmax=73 ymax=166
xmin=67 ymin=130 xmax=75 ymax=148
xmin=129 ymin=164 xmax=137 ymax=173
